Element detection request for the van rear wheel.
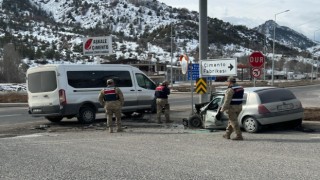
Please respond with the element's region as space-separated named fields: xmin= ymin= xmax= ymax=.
xmin=46 ymin=116 xmax=63 ymax=123
xmin=77 ymin=106 xmax=95 ymax=124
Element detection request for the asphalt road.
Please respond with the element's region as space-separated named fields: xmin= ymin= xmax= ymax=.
xmin=0 ymin=92 xmax=200 ymax=127
xmin=288 ymin=84 xmax=320 ymax=107
xmin=1 ymin=84 xmax=319 ymax=127
xmin=1 ymin=127 xmax=320 ymax=180
xmin=1 ymin=85 xmax=320 ymax=179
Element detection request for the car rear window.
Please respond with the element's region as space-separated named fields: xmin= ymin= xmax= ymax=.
xmin=257 ymin=88 xmax=296 ymax=103
xmin=27 ymin=71 xmax=57 ymax=93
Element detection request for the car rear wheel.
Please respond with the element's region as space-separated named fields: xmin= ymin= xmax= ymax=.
xmin=289 ymin=119 xmax=302 ymax=128
xmin=123 ymin=112 xmax=133 ymax=117
xmin=134 ymin=110 xmax=145 ymax=118
xmin=45 ymin=116 xmax=63 ymax=123
xmin=243 ymin=117 xmax=260 ymax=133
xmin=77 ymin=106 xmax=95 ymax=124
xmin=188 ymin=115 xmax=202 ymax=128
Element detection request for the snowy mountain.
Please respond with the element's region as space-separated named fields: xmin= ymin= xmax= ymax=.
xmin=0 ymin=0 xmax=318 ymax=83
xmin=254 ymin=20 xmax=315 ymax=50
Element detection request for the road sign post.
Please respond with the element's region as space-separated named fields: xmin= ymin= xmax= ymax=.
xmin=249 ymin=52 xmax=265 ymax=68
xmin=196 ymin=78 xmax=207 ymax=94
xmin=249 ymin=52 xmax=265 ymax=86
xmin=179 ymin=54 xmax=189 ymax=75
xmin=252 ymin=68 xmax=262 ymax=78
xmin=189 ymin=61 xmax=194 ymax=114
xmin=188 ymin=64 xmax=215 ymax=81
xmin=200 ymin=58 xmax=237 ymax=76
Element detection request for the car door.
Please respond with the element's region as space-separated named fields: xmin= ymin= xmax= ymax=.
xmin=135 ymin=72 xmax=156 ymax=109
xmin=27 ymin=66 xmax=61 ymax=115
xmin=203 ymin=96 xmax=228 ymax=128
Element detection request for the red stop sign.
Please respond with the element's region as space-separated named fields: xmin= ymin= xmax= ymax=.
xmin=249 ymin=52 xmax=265 ymax=67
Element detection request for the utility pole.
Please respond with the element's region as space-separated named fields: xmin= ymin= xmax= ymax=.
xmin=170 ymin=24 xmax=173 ymax=89
xmin=199 ymin=0 xmax=208 ymax=103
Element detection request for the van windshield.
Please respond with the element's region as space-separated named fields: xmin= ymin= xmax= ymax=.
xmin=135 ymin=73 xmax=156 ymax=90
xmin=28 ymin=71 xmax=57 ymax=93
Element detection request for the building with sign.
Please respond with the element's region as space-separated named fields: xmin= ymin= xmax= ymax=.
xmin=103 ymin=59 xmax=186 ymax=84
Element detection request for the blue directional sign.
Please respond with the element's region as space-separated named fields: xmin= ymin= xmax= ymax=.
xmin=187 ymin=64 xmax=215 ymax=81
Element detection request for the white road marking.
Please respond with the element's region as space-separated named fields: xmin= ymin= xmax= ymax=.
xmin=3 ymin=133 xmax=59 ymax=139
xmin=0 ymin=120 xmax=45 ymax=127
xmin=310 ymin=136 xmax=320 ymax=139
xmin=11 ymin=134 xmax=44 ymax=138
xmin=0 ymin=114 xmax=22 ymax=117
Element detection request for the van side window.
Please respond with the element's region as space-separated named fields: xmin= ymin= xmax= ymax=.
xmin=135 ymin=73 xmax=156 ymax=90
xmin=67 ymin=71 xmax=133 ymax=88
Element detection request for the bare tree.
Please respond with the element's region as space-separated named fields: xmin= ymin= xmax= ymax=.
xmin=2 ymin=43 xmax=23 ymax=83
xmin=286 ymin=60 xmax=298 ymax=72
xmin=295 ymin=61 xmax=307 ymax=74
xmin=276 ymin=57 xmax=286 ymax=71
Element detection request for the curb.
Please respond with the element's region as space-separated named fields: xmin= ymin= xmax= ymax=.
xmin=0 ymin=103 xmax=28 ymax=108
xmin=302 ymin=121 xmax=320 ymax=131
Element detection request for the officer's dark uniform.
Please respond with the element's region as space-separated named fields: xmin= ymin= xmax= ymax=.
xmin=221 ymin=77 xmax=244 ymax=140
xmin=155 ymin=81 xmax=171 ymax=123
xmin=98 ymin=79 xmax=124 ymax=133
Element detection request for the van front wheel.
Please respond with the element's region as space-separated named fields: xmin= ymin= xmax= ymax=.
xmin=77 ymin=107 xmax=95 ymax=124
xmin=46 ymin=116 xmax=63 ymax=123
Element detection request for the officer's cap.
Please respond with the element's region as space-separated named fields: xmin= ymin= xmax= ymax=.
xmin=162 ymin=80 xmax=169 ymax=85
xmin=227 ymin=76 xmax=236 ymax=83
xmin=107 ymin=79 xmax=114 ymax=85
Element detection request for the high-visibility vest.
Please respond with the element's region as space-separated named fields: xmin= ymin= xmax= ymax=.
xmin=155 ymin=85 xmax=169 ymax=99
xmin=103 ymin=87 xmax=118 ymax=101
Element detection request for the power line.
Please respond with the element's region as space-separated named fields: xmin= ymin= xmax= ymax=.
xmin=250 ymin=0 xmax=274 ymax=8
xmin=293 ymin=17 xmax=320 ymax=28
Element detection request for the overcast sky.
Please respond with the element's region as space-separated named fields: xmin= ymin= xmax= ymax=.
xmin=158 ymin=0 xmax=320 ymax=42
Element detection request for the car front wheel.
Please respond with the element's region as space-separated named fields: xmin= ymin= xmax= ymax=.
xmin=243 ymin=116 xmax=260 ymax=133
xmin=188 ymin=115 xmax=202 ymax=128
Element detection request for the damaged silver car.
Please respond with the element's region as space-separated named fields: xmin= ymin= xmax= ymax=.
xmin=184 ymin=87 xmax=304 ymax=133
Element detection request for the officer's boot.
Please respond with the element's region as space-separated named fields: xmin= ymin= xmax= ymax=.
xmin=222 ymin=130 xmax=232 ymax=139
xmin=116 ymin=119 xmax=123 ymax=132
xmin=157 ymin=117 xmax=162 ymax=124
xmin=107 ymin=115 xmax=113 ymax=133
xmin=116 ymin=125 xmax=123 ymax=132
xmin=164 ymin=114 xmax=172 ymax=123
xmin=232 ymin=134 xmax=244 ymax=141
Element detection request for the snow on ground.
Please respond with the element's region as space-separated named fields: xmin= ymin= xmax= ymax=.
xmin=0 ymin=84 xmax=26 ymax=92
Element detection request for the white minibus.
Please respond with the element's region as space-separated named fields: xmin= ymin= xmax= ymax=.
xmin=27 ymin=64 xmax=156 ymax=123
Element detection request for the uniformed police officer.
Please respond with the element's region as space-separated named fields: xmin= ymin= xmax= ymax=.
xmin=220 ymin=76 xmax=244 ymax=140
xmin=98 ymin=79 xmax=124 ymax=133
xmin=155 ymin=80 xmax=171 ymax=124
